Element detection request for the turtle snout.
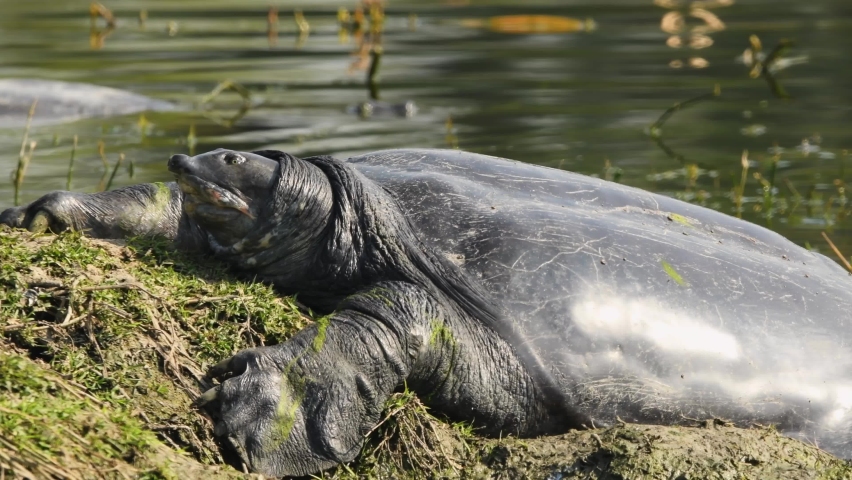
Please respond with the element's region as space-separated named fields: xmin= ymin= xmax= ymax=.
xmin=168 ymin=154 xmax=192 ymax=174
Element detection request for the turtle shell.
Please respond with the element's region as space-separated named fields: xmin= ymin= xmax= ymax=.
xmin=347 ymin=148 xmax=852 ymax=455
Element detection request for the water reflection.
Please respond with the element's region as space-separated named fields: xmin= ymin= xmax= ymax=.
xmin=294 ymin=9 xmax=310 ymax=48
xmin=267 ymin=6 xmax=279 ymax=47
xmin=465 ymin=15 xmax=596 ymax=35
xmin=0 ymin=0 xmax=850 ymax=262
xmin=656 ymin=0 xmax=731 ymax=69
xmin=88 ymin=3 xmax=116 ymax=50
xmin=738 ymin=35 xmax=809 ymax=99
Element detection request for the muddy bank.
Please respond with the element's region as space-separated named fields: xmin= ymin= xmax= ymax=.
xmin=0 ymin=229 xmax=848 ymax=479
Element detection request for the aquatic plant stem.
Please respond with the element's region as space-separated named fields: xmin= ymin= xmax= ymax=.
xmin=735 ymin=150 xmax=750 ymax=219
xmin=104 ymin=153 xmax=125 ymax=192
xmin=368 ymin=46 xmax=383 ymax=100
xmin=821 ymin=231 xmax=852 ymax=273
xmin=14 ymin=100 xmax=38 ymax=206
xmin=66 ymin=135 xmax=78 ymax=191
xmin=648 ymin=84 xmax=720 ymax=166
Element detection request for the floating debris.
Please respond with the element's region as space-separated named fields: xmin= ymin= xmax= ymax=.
xmin=349 ymin=100 xmax=417 ymax=119
xmin=740 ymin=124 xmax=767 ymax=137
xmin=689 ymin=57 xmax=709 ymax=68
xmin=796 ymin=138 xmax=821 ymax=156
xmin=461 ymin=15 xmax=597 ymax=34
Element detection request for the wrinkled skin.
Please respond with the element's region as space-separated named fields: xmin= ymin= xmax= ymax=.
xmin=3 ymin=148 xmax=852 ymax=477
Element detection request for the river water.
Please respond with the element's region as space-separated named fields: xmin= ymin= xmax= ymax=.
xmin=0 ymin=0 xmax=850 ymax=261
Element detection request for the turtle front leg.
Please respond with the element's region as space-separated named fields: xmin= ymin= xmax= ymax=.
xmin=0 ymin=182 xmax=205 ymax=248
xmin=197 ymin=310 xmax=407 ymax=476
xmin=198 ymin=281 xmax=571 ymax=477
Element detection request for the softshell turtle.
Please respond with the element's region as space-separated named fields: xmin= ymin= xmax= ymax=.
xmin=0 ymin=78 xmax=174 ymax=128
xmin=2 ymin=148 xmax=851 ymax=477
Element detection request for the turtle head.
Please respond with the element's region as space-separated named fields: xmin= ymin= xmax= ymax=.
xmin=169 ymin=149 xmax=278 ymax=247
xmin=169 ymin=149 xmax=334 ymax=273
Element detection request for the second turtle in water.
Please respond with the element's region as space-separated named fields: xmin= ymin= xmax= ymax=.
xmin=0 ymin=79 xmax=174 ymax=128
xmin=2 ymin=148 xmax=851 ymax=476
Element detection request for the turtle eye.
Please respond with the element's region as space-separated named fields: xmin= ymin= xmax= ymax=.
xmin=225 ymin=153 xmax=246 ymax=165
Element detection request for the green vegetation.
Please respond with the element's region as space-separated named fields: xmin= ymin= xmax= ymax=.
xmin=0 ymin=229 xmax=306 ymax=477
xmin=312 ymin=314 xmax=331 ymax=352
xmin=323 ymin=387 xmax=472 ymax=480
xmin=428 ymin=319 xmax=456 ymax=348
xmin=0 ymin=352 xmax=241 ymax=479
xmin=666 ymin=213 xmax=693 ymax=227
xmin=1 ymin=228 xmax=850 ymax=479
xmin=660 ymin=260 xmax=687 ymax=287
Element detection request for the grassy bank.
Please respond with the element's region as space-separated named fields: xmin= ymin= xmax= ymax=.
xmin=0 ymin=228 xmax=849 ymax=479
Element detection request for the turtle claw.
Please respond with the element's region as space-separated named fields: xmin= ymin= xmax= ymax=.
xmin=0 ymin=206 xmax=25 ymax=229
xmin=206 ymin=357 xmax=233 ymax=379
xmin=205 ymin=349 xmax=256 ymax=379
xmin=195 ymin=385 xmax=220 ymax=407
xmin=0 ymin=192 xmax=75 ymax=234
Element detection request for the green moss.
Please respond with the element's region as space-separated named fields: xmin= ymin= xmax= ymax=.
xmin=362 ymin=285 xmax=394 ymax=307
xmin=426 ymin=319 xmax=458 ymax=399
xmin=312 ymin=314 xmax=331 ymax=352
xmin=660 ymin=259 xmax=687 ymax=287
xmin=153 ymin=182 xmax=172 ymax=207
xmin=666 ymin=212 xmax=693 ymax=226
xmin=265 ymin=356 xmax=312 ymax=453
xmin=428 ymin=319 xmax=456 ymax=348
xmin=0 ymin=351 xmax=225 ymax=479
xmin=269 ymin=379 xmax=304 ymax=448
xmin=0 ymin=229 xmax=305 ymax=476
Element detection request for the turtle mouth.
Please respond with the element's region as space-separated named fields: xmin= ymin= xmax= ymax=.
xmin=174 ymin=174 xmax=255 ymax=220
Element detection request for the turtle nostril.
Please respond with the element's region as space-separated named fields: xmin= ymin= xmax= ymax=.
xmin=168 ymin=154 xmax=191 ymax=172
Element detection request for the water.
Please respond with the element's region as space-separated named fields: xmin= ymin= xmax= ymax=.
xmin=0 ymin=0 xmax=850 ymax=261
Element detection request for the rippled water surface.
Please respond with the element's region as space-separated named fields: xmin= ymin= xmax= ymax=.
xmin=1 ymin=0 xmax=850 ymax=260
